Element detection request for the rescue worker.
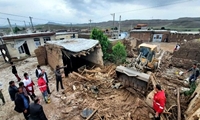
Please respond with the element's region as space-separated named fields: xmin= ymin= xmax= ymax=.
xmin=14 ymin=87 xmax=30 ymax=120
xmin=29 ymin=97 xmax=48 ymax=120
xmin=8 ymin=81 xmax=18 ymax=101
xmin=153 ymin=84 xmax=166 ymax=120
xmin=185 ymin=63 xmax=199 ymax=85
xmin=0 ymin=82 xmax=5 ymax=105
xmin=55 ymin=65 xmax=67 ymax=92
xmin=35 ymin=65 xmax=51 ymax=94
xmin=23 ymin=73 xmax=36 ymax=101
xmin=10 ymin=62 xmax=21 ymax=82
xmin=38 ymin=73 xmax=50 ymax=104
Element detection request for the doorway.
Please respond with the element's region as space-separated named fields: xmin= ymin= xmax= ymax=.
xmin=23 ymin=42 xmax=31 ymax=56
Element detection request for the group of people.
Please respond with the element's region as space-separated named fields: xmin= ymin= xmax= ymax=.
xmin=0 ymin=62 xmax=68 ymax=120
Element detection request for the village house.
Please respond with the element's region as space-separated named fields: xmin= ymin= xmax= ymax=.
xmin=55 ymin=32 xmax=78 ymax=40
xmin=35 ymin=38 xmax=103 ymax=76
xmin=2 ymin=32 xmax=55 ymax=58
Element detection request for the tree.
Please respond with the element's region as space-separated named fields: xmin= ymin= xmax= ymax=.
xmin=161 ymin=27 xmax=165 ymax=30
xmin=13 ymin=27 xmax=20 ymax=33
xmin=90 ymin=28 xmax=111 ymax=60
xmin=112 ymin=42 xmax=127 ymax=64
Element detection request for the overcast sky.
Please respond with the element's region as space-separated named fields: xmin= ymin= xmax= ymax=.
xmin=0 ymin=0 xmax=199 ymax=26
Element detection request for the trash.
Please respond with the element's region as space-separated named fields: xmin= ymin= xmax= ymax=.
xmin=111 ymin=82 xmax=122 ymax=89
xmin=179 ymin=71 xmax=184 ymax=76
xmin=81 ymin=108 xmax=93 ymax=118
xmin=72 ymin=85 xmax=76 ymax=91
xmin=91 ymin=86 xmax=99 ymax=94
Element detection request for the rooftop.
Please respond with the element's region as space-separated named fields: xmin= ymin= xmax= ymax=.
xmin=130 ymin=29 xmax=169 ymax=32
xmin=55 ymin=32 xmax=78 ymax=35
xmin=47 ymin=38 xmax=99 ymax=53
xmin=2 ymin=32 xmax=55 ymax=40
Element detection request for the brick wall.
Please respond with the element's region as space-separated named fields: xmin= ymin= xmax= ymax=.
xmin=169 ymin=33 xmax=200 ymax=42
xmin=34 ymin=46 xmax=47 ymax=65
xmin=130 ymin=32 xmax=151 ymax=42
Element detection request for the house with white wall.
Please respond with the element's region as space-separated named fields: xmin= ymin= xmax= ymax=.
xmin=2 ymin=32 xmax=55 ymax=58
xmin=55 ymin=32 xmax=78 ymax=40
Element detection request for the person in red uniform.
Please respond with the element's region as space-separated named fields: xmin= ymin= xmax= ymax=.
xmin=38 ymin=73 xmax=49 ymax=103
xmin=153 ymin=84 xmax=166 ymax=120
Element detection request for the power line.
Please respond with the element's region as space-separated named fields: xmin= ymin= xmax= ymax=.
xmin=0 ymin=17 xmax=29 ymax=23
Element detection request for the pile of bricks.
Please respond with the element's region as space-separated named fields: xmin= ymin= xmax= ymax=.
xmin=34 ymin=46 xmax=47 ymax=65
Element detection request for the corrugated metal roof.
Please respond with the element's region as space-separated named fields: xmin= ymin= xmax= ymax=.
xmin=47 ymin=39 xmax=99 ymax=53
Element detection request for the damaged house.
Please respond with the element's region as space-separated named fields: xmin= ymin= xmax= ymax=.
xmin=35 ymin=38 xmax=103 ymax=76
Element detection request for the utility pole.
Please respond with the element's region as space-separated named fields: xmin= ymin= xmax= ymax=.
xmin=47 ymin=24 xmax=50 ymax=31
xmin=111 ymin=13 xmax=115 ymax=38
xmin=7 ymin=18 xmax=13 ymax=34
xmin=15 ymin=23 xmax=17 ymax=27
xmin=29 ymin=16 xmax=34 ymax=31
xmin=24 ymin=21 xmax=27 ymax=28
xmin=89 ymin=19 xmax=92 ymax=31
xmin=70 ymin=23 xmax=72 ymax=32
xmin=118 ymin=15 xmax=121 ymax=39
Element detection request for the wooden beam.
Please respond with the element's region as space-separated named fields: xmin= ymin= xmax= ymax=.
xmin=177 ymin=88 xmax=181 ymax=120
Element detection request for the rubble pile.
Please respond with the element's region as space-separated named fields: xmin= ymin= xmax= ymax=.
xmin=54 ymin=65 xmax=154 ymax=120
xmin=172 ymin=40 xmax=200 ymax=69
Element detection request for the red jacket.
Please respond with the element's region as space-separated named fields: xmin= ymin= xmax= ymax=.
xmin=153 ymin=90 xmax=166 ymax=114
xmin=38 ymin=77 xmax=47 ymax=93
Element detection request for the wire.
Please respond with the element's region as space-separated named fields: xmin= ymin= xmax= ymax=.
xmin=0 ymin=17 xmax=29 ymax=23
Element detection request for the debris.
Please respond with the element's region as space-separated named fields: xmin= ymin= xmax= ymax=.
xmin=91 ymin=86 xmax=99 ymax=94
xmin=111 ymin=82 xmax=122 ymax=89
xmin=177 ymin=88 xmax=181 ymax=120
xmin=86 ymin=106 xmax=100 ymax=120
xmin=81 ymin=108 xmax=93 ymax=118
xmin=72 ymin=85 xmax=76 ymax=91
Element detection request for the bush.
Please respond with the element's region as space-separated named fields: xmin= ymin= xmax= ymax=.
xmin=112 ymin=42 xmax=127 ymax=64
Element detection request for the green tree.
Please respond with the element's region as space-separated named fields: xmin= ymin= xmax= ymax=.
xmin=112 ymin=42 xmax=127 ymax=64
xmin=90 ymin=28 xmax=111 ymax=60
xmin=13 ymin=27 xmax=20 ymax=33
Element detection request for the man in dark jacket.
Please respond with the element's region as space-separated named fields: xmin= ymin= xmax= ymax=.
xmin=55 ymin=65 xmax=67 ymax=92
xmin=10 ymin=62 xmax=21 ymax=82
xmin=29 ymin=97 xmax=48 ymax=120
xmin=35 ymin=65 xmax=51 ymax=94
xmin=8 ymin=81 xmax=18 ymax=101
xmin=185 ymin=63 xmax=200 ymax=85
xmin=14 ymin=87 xmax=30 ymax=120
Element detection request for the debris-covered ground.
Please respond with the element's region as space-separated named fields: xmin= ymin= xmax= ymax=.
xmin=0 ymin=42 xmax=195 ymax=120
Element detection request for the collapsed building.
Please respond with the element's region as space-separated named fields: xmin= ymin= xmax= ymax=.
xmin=35 ymin=38 xmax=103 ymax=75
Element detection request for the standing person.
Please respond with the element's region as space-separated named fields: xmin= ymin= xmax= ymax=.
xmin=10 ymin=62 xmax=21 ymax=82
xmin=38 ymin=73 xmax=50 ymax=104
xmin=185 ymin=63 xmax=200 ymax=85
xmin=23 ymin=73 xmax=36 ymax=101
xmin=29 ymin=97 xmax=48 ymax=120
xmin=8 ymin=81 xmax=18 ymax=101
xmin=19 ymin=82 xmax=30 ymax=103
xmin=55 ymin=65 xmax=67 ymax=92
xmin=0 ymin=82 xmax=5 ymax=105
xmin=35 ymin=65 xmax=51 ymax=94
xmin=14 ymin=87 xmax=30 ymax=120
xmin=153 ymin=84 xmax=166 ymax=120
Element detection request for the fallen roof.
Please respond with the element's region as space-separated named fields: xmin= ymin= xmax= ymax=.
xmin=2 ymin=32 xmax=55 ymax=40
xmin=46 ymin=39 xmax=99 ymax=53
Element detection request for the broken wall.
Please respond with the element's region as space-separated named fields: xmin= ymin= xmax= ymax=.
xmin=169 ymin=33 xmax=200 ymax=42
xmin=171 ymin=40 xmax=200 ymax=69
xmin=45 ymin=43 xmax=64 ymax=70
xmin=186 ymin=83 xmax=200 ymax=120
xmin=82 ymin=45 xmax=104 ymax=66
xmin=130 ymin=32 xmax=151 ymax=42
xmin=34 ymin=46 xmax=47 ymax=65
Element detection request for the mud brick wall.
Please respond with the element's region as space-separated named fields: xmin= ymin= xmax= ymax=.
xmin=169 ymin=33 xmax=200 ymax=42
xmin=172 ymin=40 xmax=200 ymax=69
xmin=34 ymin=46 xmax=47 ymax=65
xmin=45 ymin=44 xmax=64 ymax=70
xmin=130 ymin=32 xmax=151 ymax=42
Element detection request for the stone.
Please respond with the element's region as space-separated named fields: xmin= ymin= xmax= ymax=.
xmin=80 ymin=108 xmax=93 ymax=118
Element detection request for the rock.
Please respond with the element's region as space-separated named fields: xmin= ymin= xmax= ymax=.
xmin=149 ymin=113 xmax=154 ymax=118
xmin=73 ymin=85 xmax=76 ymax=91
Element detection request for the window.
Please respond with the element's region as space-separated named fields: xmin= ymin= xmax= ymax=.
xmin=34 ymin=38 xmax=41 ymax=48
xmin=60 ymin=38 xmax=64 ymax=40
xmin=43 ymin=37 xmax=51 ymax=43
xmin=18 ymin=46 xmax=25 ymax=54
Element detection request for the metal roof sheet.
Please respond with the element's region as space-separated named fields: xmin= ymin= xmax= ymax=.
xmin=47 ymin=39 xmax=99 ymax=53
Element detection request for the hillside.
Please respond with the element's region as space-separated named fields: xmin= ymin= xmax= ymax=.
xmin=1 ymin=17 xmax=200 ymax=32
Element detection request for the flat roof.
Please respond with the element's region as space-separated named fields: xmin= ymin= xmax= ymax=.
xmin=2 ymin=32 xmax=55 ymax=40
xmin=47 ymin=38 xmax=99 ymax=53
xmin=130 ymin=29 xmax=169 ymax=32
xmin=55 ymin=32 xmax=78 ymax=35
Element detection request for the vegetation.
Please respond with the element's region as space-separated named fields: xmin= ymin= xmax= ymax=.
xmin=13 ymin=26 xmax=21 ymax=33
xmin=90 ymin=28 xmax=111 ymax=60
xmin=112 ymin=42 xmax=127 ymax=64
xmin=90 ymin=28 xmax=127 ymax=64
